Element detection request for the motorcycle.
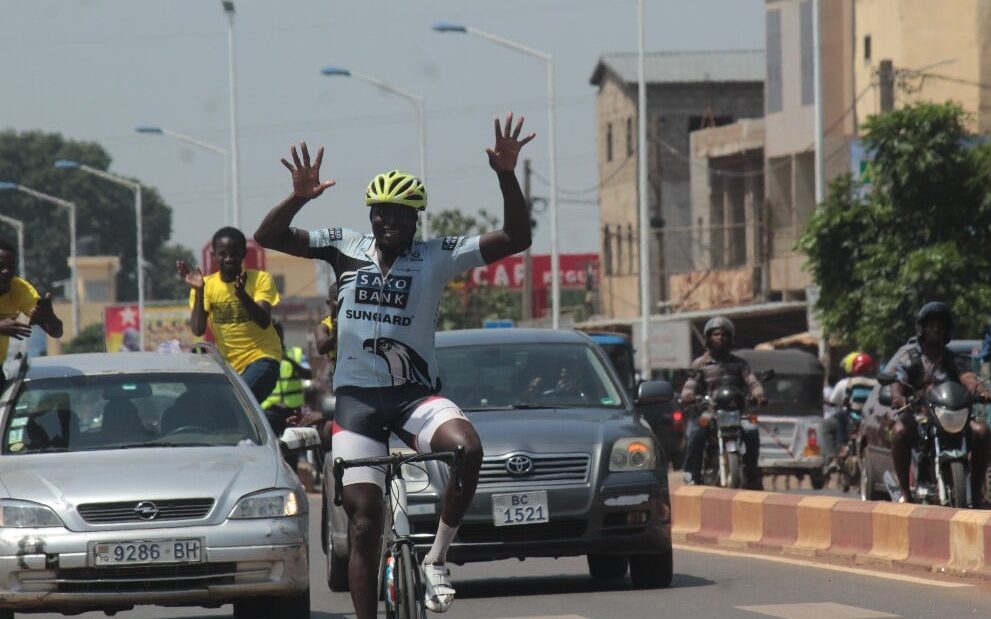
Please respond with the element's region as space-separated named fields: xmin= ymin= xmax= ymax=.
xmin=827 ymin=377 xmax=875 ymax=493
xmin=878 ymin=373 xmax=975 ymax=507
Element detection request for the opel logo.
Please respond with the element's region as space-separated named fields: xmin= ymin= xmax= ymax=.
xmin=134 ymin=501 xmax=160 ymax=521
xmin=506 ymin=455 xmax=534 ymax=476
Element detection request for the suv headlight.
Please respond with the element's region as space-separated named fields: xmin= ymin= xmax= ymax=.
xmin=229 ymin=489 xmax=303 ymax=519
xmin=390 ymin=447 xmax=433 ymax=495
xmin=0 ymin=500 xmax=63 ymax=528
xmin=609 ymin=437 xmax=657 ymax=472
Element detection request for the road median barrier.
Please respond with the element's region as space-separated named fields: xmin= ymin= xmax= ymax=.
xmin=671 ymin=485 xmax=991 ymax=578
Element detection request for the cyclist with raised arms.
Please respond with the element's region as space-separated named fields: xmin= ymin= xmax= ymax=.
xmin=254 ymin=113 xmax=534 ymax=617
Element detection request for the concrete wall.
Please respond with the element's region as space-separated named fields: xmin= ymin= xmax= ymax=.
xmin=855 ymin=0 xmax=990 ymax=131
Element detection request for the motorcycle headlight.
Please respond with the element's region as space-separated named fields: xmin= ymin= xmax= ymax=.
xmin=0 ymin=500 xmax=63 ymax=528
xmin=229 ymin=489 xmax=303 ymax=519
xmin=933 ymin=406 xmax=970 ymax=434
xmin=610 ymin=437 xmax=657 ymax=472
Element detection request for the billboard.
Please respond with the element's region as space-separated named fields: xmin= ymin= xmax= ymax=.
xmin=104 ymin=304 xmax=202 ymax=353
xmin=468 ymin=253 xmax=599 ymax=290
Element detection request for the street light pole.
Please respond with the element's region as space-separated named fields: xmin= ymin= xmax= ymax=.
xmin=320 ymin=66 xmax=430 ymax=239
xmin=136 ymin=125 xmax=230 ymax=225
xmin=222 ymin=1 xmax=242 ymax=228
xmin=432 ymin=22 xmax=560 ymax=329
xmin=0 ymin=182 xmax=77 ymax=337
xmin=54 ymin=161 xmax=144 ymax=350
xmin=0 ymin=214 xmax=25 ymax=279
xmin=637 ymin=0 xmax=652 ymax=376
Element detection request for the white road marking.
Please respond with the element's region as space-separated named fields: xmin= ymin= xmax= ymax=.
xmin=488 ymin=616 xmax=589 ymax=619
xmin=674 ymin=543 xmax=973 ymax=588
xmin=737 ymin=602 xmax=898 ymax=619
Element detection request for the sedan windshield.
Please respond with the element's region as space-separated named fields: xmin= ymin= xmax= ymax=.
xmin=3 ymin=373 xmax=262 ymax=454
xmin=437 ymin=342 xmax=625 ymax=410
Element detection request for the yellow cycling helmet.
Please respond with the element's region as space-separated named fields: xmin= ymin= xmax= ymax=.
xmin=364 ymin=170 xmax=427 ymax=210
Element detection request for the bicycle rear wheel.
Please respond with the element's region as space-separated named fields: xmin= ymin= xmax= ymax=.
xmin=395 ymin=542 xmax=425 ymax=619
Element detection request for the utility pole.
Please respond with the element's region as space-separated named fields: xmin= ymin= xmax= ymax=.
xmin=521 ymin=158 xmax=534 ymax=321
xmin=879 ymin=59 xmax=895 ymax=113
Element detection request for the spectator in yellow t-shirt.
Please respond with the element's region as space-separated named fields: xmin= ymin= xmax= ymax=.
xmin=176 ymin=227 xmax=282 ymax=402
xmin=0 ymin=237 xmax=63 ymax=390
xmin=313 ymin=282 xmax=338 ymax=380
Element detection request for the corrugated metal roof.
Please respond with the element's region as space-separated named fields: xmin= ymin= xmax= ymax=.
xmin=590 ymin=50 xmax=765 ymax=86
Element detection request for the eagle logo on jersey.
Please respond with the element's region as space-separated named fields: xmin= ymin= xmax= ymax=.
xmin=363 ymin=337 xmax=431 ymax=386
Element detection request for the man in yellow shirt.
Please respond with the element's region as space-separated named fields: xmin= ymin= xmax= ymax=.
xmin=313 ymin=283 xmax=338 ymax=381
xmin=0 ymin=238 xmax=63 ymax=390
xmin=176 ymin=227 xmax=282 ymax=402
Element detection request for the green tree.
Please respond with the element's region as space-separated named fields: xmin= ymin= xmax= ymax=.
xmin=152 ymin=243 xmax=198 ymax=301
xmin=430 ymin=209 xmax=522 ymax=330
xmin=798 ymin=102 xmax=991 ymax=356
xmin=62 ymin=323 xmax=105 ymax=354
xmin=0 ymin=130 xmax=188 ymax=302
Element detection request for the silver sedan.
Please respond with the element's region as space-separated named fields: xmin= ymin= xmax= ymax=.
xmin=0 ymin=351 xmax=319 ymax=619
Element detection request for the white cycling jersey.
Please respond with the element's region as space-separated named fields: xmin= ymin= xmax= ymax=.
xmin=308 ymin=227 xmax=486 ymax=390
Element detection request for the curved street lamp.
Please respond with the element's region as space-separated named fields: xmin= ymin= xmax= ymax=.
xmin=0 ymin=181 xmax=78 ymax=337
xmin=432 ymin=21 xmax=560 ymax=328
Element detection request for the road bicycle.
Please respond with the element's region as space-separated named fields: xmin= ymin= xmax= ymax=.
xmin=333 ymin=446 xmax=464 ymax=619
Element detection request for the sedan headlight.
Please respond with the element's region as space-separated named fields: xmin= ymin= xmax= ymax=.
xmin=229 ymin=489 xmax=303 ymax=519
xmin=933 ymin=406 xmax=970 ymax=434
xmin=609 ymin=437 xmax=657 ymax=472
xmin=0 ymin=500 xmax=63 ymax=528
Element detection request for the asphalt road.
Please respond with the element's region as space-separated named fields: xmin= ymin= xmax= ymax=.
xmin=28 ymin=496 xmax=990 ymax=619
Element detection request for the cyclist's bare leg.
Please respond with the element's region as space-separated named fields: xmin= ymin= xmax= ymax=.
xmin=430 ymin=418 xmax=483 ymax=528
xmin=342 ymin=482 xmax=385 ymax=619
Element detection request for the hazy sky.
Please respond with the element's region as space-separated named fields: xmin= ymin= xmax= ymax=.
xmin=2 ymin=0 xmax=763 ymax=261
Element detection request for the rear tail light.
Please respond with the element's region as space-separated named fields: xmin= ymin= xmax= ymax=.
xmin=672 ymin=410 xmax=683 ymax=422
xmin=672 ymin=409 xmax=684 ymax=431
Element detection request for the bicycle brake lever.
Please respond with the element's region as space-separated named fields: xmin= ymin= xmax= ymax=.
xmin=333 ymin=458 xmax=345 ymax=507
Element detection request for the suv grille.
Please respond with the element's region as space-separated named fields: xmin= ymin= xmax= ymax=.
xmin=49 ymin=563 xmax=239 ymax=593
xmin=478 ymin=452 xmax=591 ymax=487
xmin=458 ymin=519 xmax=587 ymax=543
xmin=78 ymin=499 xmax=215 ymax=524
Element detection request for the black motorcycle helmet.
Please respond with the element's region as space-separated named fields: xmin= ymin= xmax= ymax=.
xmin=916 ymin=302 xmax=954 ymax=344
xmin=712 ymin=385 xmax=745 ymax=411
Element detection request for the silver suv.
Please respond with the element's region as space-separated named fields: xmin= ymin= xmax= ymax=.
xmin=0 ymin=351 xmax=320 ymax=619
xmin=322 ymin=328 xmax=674 ymax=590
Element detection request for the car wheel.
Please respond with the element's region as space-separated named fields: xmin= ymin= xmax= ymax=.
xmin=327 ymin=522 xmax=350 ymax=592
xmin=586 ymin=554 xmax=628 ymax=579
xmin=629 ymin=551 xmax=673 ymax=588
xmin=0 ymin=609 xmax=13 ymax=619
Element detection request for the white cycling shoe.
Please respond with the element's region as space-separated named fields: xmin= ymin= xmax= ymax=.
xmin=422 ymin=560 xmax=455 ymax=613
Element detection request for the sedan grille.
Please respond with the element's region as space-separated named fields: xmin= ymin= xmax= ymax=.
xmin=478 ymin=452 xmax=591 ymax=487
xmin=48 ymin=563 xmax=240 ymax=593
xmin=77 ymin=499 xmax=215 ymax=524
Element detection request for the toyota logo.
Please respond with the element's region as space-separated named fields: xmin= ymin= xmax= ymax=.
xmin=505 ymin=455 xmax=534 ymax=476
xmin=134 ymin=501 xmax=160 ymax=521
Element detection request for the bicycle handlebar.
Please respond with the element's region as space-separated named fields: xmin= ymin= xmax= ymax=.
xmin=333 ymin=446 xmax=466 ymax=507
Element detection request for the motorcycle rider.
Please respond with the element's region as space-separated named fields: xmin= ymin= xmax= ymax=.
xmin=681 ymin=316 xmax=768 ymax=489
xmin=887 ymin=302 xmax=991 ymax=504
xmin=824 ymin=352 xmax=877 ymax=470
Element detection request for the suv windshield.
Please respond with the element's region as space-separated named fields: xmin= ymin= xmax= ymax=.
xmin=437 ymin=342 xmax=624 ymax=410
xmin=3 ymin=373 xmax=262 ymax=454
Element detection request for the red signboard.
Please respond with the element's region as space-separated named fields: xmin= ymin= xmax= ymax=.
xmin=469 ymin=253 xmax=599 ymax=290
xmin=201 ymin=239 xmax=266 ymax=274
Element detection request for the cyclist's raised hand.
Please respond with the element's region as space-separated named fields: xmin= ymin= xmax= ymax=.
xmin=486 ymin=113 xmax=535 ymax=173
xmin=281 ymin=141 xmax=336 ymax=200
xmin=176 ymin=260 xmax=204 ymax=289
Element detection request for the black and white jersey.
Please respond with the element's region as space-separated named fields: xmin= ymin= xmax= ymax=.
xmin=308 ymin=227 xmax=486 ymax=390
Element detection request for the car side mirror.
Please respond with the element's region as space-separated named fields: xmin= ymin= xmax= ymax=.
xmin=637 ymin=380 xmax=673 ymax=405
xmin=758 ymin=369 xmax=776 ymax=382
xmin=878 ymin=385 xmax=892 ymax=407
xmin=279 ymin=427 xmax=321 ymax=452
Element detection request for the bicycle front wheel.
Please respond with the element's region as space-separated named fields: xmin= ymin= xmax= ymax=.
xmin=396 ymin=543 xmax=425 ymax=619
